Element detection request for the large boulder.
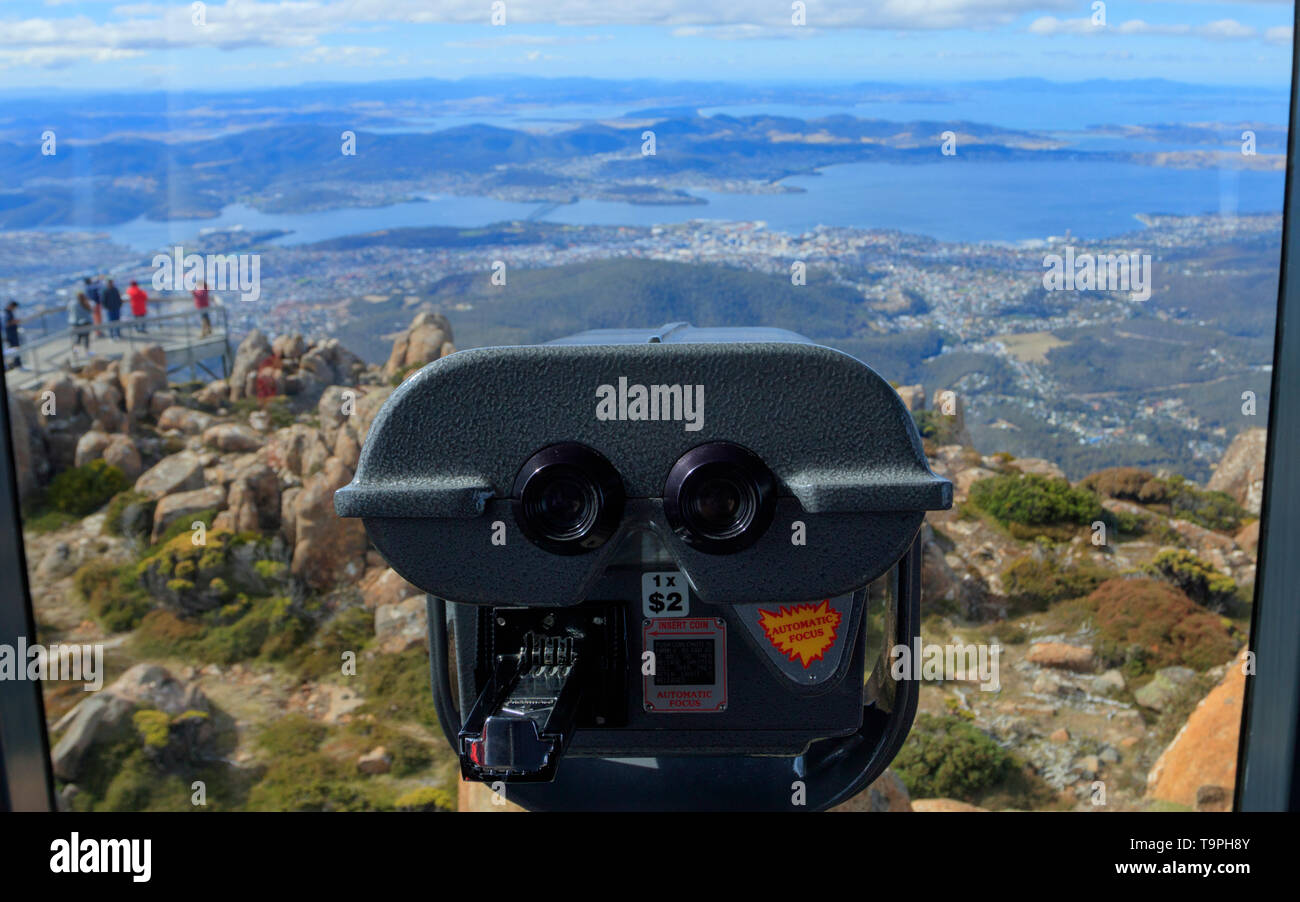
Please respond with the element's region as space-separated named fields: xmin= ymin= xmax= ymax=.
xmin=77 ymin=379 xmax=124 ymax=432
xmin=202 ymin=422 xmax=263 ymax=453
xmin=229 ymin=329 xmax=272 ymax=402
xmin=290 ymin=457 xmax=368 ymax=590
xmin=383 ymin=312 xmax=455 ymax=380
xmin=1026 ymin=642 xmax=1095 ymax=673
xmin=39 ymin=374 xmax=80 ymax=421
xmin=50 ymin=693 xmax=133 ymax=780
xmin=74 ymin=429 xmax=114 ymax=468
xmin=135 ymin=452 xmax=205 ymax=499
xmin=360 ymin=566 xmax=423 ymax=610
xmin=152 ymin=485 xmax=227 ymax=540
xmin=294 ymin=339 xmax=366 ymax=404
xmin=102 ymin=434 xmax=143 ymax=482
xmin=217 ymin=461 xmax=280 ymax=533
xmin=272 ymin=332 xmax=307 ymax=359
xmin=6 ymin=390 xmax=48 ymax=503
xmin=156 ymin=405 xmax=216 ymax=434
xmin=265 ymin=423 xmax=330 ymax=478
xmin=1146 ymin=650 xmax=1247 ymax=808
xmin=118 ymin=345 xmax=168 ymax=418
xmin=50 ymin=664 xmax=210 ymax=780
xmin=194 ymin=380 xmax=228 ymax=408
xmin=375 ymin=597 xmax=428 ymax=654
xmin=1207 ymin=428 xmax=1267 ymax=515
xmin=110 ymin=663 xmax=209 ymax=715
xmin=1135 ymin=666 xmax=1198 ymax=711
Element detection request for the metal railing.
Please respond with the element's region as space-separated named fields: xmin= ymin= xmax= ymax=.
xmin=3 ymin=303 xmax=232 ymax=386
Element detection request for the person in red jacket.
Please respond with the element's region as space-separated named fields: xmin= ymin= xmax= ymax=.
xmin=127 ymin=281 xmax=149 ymax=332
xmin=192 ymin=280 xmax=212 ymax=337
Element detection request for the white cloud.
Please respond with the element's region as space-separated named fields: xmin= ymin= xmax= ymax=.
xmin=445 ymin=33 xmax=614 ymax=48
xmin=0 ymin=1 xmax=1290 ymax=71
xmin=1028 ymin=15 xmax=1287 ymax=42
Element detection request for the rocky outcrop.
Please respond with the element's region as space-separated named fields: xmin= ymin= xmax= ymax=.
xmin=51 ymin=664 xmax=208 ymax=780
xmin=229 ymin=329 xmax=272 ymax=402
xmin=135 ymin=452 xmax=205 ymax=499
xmin=152 ymin=485 xmax=227 ymax=540
xmin=203 ymin=422 xmax=263 ymax=453
xmin=118 ymin=346 xmax=168 ymax=419
xmin=157 ymin=405 xmax=216 ymax=434
xmin=383 ymin=311 xmax=455 ymax=380
xmin=1146 ymin=651 xmax=1247 ymax=808
xmin=1134 ymin=666 xmax=1197 ymax=712
xmin=1026 ymin=642 xmax=1094 ymax=672
xmin=375 ymin=597 xmax=428 ymax=654
xmin=289 ymin=457 xmax=368 ymax=590
xmin=1207 ymin=427 xmax=1267 ymax=515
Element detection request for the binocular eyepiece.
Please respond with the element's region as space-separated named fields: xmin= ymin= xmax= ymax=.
xmin=513 ymin=441 xmax=776 ymax=555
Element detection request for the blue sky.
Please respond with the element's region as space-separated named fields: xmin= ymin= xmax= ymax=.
xmin=0 ymin=0 xmax=1292 ymax=90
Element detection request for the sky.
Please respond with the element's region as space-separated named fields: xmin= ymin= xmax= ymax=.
xmin=0 ymin=0 xmax=1293 ymax=91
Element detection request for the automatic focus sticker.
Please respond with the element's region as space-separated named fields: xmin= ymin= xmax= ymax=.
xmin=757 ymin=600 xmax=843 ymax=669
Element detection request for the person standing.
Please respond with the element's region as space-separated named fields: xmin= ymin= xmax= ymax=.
xmin=4 ymin=300 xmax=21 ymax=370
xmin=193 ymin=280 xmax=212 ymax=337
xmin=85 ymin=276 xmax=104 ymax=338
xmin=68 ymin=291 xmax=92 ymax=356
xmin=101 ymin=275 xmax=123 ymax=339
xmin=103 ymin=279 xmax=128 ymax=334
xmin=124 ymin=280 xmax=148 ymax=332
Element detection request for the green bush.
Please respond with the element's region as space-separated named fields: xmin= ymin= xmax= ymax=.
xmin=893 ymin=713 xmax=1017 ymax=800
xmin=103 ymin=490 xmax=155 ymax=539
xmin=196 ymin=595 xmax=308 ymax=664
xmin=360 ymin=649 xmax=439 ymax=728
xmin=291 ymin=605 xmax=373 ymax=680
xmin=1001 ymin=556 xmax=1107 ymax=614
xmin=1080 ymin=469 xmax=1245 ymax=532
xmin=132 ymin=709 xmax=171 ymax=750
xmin=73 ymin=561 xmax=152 ymax=632
xmin=969 ymin=473 xmax=1103 ymax=529
xmin=1145 ymin=549 xmax=1238 ymax=613
xmin=247 ymin=715 xmax=383 ymax=812
xmin=45 ymin=460 xmax=128 ymax=517
xmin=913 ymin=409 xmax=964 ymax=446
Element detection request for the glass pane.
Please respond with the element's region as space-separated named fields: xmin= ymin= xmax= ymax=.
xmin=0 ymin=2 xmax=1288 ymax=812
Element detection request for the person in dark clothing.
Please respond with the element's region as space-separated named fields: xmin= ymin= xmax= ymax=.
xmin=100 ymin=276 xmax=123 ymax=339
xmin=4 ymin=300 xmax=20 ymax=369
xmin=103 ymin=279 xmax=131 ymax=333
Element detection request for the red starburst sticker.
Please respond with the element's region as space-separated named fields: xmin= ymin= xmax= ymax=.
xmin=757 ymin=600 xmax=842 ymax=669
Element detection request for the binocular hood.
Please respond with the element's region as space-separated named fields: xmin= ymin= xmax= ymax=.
xmin=335 ymin=326 xmax=952 ymax=608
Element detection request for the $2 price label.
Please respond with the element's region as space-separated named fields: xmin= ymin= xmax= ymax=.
xmin=642 ymin=571 xmax=690 ymax=618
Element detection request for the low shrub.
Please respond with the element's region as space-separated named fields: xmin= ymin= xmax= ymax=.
xmin=1145 ymin=548 xmax=1238 ymax=613
xmin=893 ymin=713 xmax=1017 ymax=800
xmin=1084 ymin=577 xmax=1240 ymax=675
xmin=45 ymin=460 xmax=128 ymax=517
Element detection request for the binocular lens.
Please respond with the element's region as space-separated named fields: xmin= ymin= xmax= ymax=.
xmin=513 ymin=444 xmax=624 ymax=554
xmin=665 ymin=443 xmax=776 ymax=554
xmin=533 ymin=470 xmax=600 ymax=539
